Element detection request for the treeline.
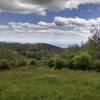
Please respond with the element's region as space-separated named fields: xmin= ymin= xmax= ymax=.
xmin=0 ymin=43 xmax=63 ymax=70
xmin=0 ymin=40 xmax=100 ymax=71
xmin=0 ymin=46 xmax=26 ymax=70
xmin=48 ymin=51 xmax=100 ymax=72
xmin=47 ymin=25 xmax=100 ymax=72
xmin=0 ymin=43 xmax=62 ymax=60
xmin=0 ymin=45 xmax=39 ymax=70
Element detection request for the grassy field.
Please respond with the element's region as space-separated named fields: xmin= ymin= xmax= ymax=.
xmin=0 ymin=67 xmax=100 ymax=100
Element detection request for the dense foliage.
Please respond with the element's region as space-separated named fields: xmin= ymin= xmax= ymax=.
xmin=93 ymin=60 xmax=100 ymax=72
xmin=48 ymin=55 xmax=65 ymax=70
xmin=48 ymin=59 xmax=54 ymax=68
xmin=0 ymin=45 xmax=26 ymax=69
xmin=69 ymin=52 xmax=91 ymax=70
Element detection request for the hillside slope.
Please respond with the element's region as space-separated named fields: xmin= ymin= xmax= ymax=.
xmin=0 ymin=42 xmax=63 ymax=59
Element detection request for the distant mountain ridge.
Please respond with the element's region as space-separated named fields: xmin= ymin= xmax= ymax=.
xmin=0 ymin=42 xmax=63 ymax=59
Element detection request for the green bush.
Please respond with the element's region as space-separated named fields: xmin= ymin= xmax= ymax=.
xmin=48 ymin=56 xmax=65 ymax=70
xmin=68 ymin=59 xmax=74 ymax=69
xmin=54 ymin=58 xmax=65 ymax=70
xmin=30 ymin=60 xmax=36 ymax=65
xmin=19 ymin=58 xmax=26 ymax=66
xmin=12 ymin=56 xmax=26 ymax=67
xmin=0 ymin=59 xmax=10 ymax=70
xmin=0 ymin=48 xmax=27 ymax=68
xmin=93 ymin=60 xmax=100 ymax=72
xmin=69 ymin=52 xmax=91 ymax=70
xmin=48 ymin=59 xmax=54 ymax=68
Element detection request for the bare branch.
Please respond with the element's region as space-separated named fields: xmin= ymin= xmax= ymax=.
xmin=89 ymin=25 xmax=100 ymax=46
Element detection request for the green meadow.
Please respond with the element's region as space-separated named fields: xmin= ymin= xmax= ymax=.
xmin=0 ymin=67 xmax=100 ymax=100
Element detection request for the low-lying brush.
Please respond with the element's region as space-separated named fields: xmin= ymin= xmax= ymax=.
xmin=68 ymin=52 xmax=91 ymax=70
xmin=0 ymin=59 xmax=10 ymax=70
xmin=48 ymin=56 xmax=65 ymax=70
xmin=93 ymin=60 xmax=100 ymax=72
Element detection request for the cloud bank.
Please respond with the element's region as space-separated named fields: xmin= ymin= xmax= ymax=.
xmin=0 ymin=0 xmax=100 ymax=15
xmin=1 ymin=16 xmax=100 ymax=47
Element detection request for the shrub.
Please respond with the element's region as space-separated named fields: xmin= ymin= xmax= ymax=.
xmin=54 ymin=57 xmax=65 ymax=70
xmin=69 ymin=52 xmax=91 ymax=70
xmin=30 ymin=60 xmax=36 ymax=65
xmin=12 ymin=56 xmax=26 ymax=67
xmin=48 ymin=59 xmax=54 ymax=68
xmin=63 ymin=60 xmax=69 ymax=68
xmin=68 ymin=59 xmax=74 ymax=69
xmin=19 ymin=58 xmax=26 ymax=66
xmin=48 ymin=56 xmax=65 ymax=70
xmin=0 ymin=59 xmax=10 ymax=70
xmin=0 ymin=50 xmax=27 ymax=68
xmin=93 ymin=60 xmax=100 ymax=72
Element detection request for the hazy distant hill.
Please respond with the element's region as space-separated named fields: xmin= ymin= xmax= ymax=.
xmin=0 ymin=42 xmax=63 ymax=59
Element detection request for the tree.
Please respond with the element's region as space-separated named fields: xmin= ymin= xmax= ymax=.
xmin=89 ymin=25 xmax=100 ymax=46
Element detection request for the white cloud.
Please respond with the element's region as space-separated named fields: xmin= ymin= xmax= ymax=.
xmin=0 ymin=16 xmax=100 ymax=47
xmin=54 ymin=16 xmax=100 ymax=26
xmin=38 ymin=22 xmax=48 ymax=27
xmin=0 ymin=21 xmax=88 ymax=47
xmin=0 ymin=0 xmax=46 ymax=15
xmin=65 ymin=0 xmax=100 ymax=9
xmin=38 ymin=21 xmax=55 ymax=27
xmin=54 ymin=17 xmax=89 ymax=26
xmin=0 ymin=0 xmax=100 ymax=15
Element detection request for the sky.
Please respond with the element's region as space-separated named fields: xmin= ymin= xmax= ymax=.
xmin=0 ymin=0 xmax=100 ymax=47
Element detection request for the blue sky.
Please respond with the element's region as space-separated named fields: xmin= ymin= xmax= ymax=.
xmin=0 ymin=3 xmax=100 ymax=24
xmin=0 ymin=0 xmax=100 ymax=47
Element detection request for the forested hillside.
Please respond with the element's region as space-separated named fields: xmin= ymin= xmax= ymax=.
xmin=0 ymin=42 xmax=63 ymax=59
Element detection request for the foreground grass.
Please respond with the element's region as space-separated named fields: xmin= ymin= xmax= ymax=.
xmin=0 ymin=67 xmax=100 ymax=100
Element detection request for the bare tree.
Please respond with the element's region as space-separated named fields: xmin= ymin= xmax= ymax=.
xmin=89 ymin=25 xmax=100 ymax=46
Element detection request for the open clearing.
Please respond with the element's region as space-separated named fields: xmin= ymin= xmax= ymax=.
xmin=0 ymin=67 xmax=100 ymax=100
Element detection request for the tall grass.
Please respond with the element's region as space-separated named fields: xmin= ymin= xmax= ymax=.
xmin=0 ymin=67 xmax=100 ymax=100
